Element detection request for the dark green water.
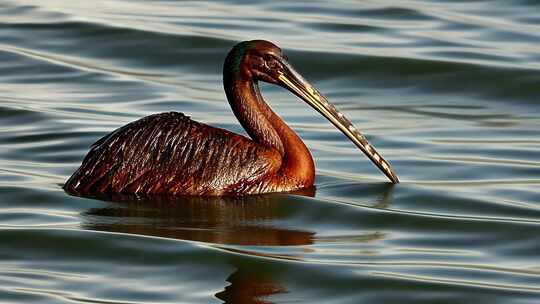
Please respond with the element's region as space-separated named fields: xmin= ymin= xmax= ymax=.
xmin=1 ymin=1 xmax=540 ymax=303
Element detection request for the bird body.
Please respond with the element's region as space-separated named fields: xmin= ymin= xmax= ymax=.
xmin=64 ymin=40 xmax=398 ymax=197
xmin=65 ymin=112 xmax=307 ymax=195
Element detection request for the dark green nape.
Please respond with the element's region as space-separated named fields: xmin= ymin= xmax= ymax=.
xmin=224 ymin=40 xmax=259 ymax=75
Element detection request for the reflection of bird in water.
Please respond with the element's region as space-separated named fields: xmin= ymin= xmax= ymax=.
xmin=82 ymin=192 xmax=316 ymax=303
xmin=80 ymin=185 xmax=394 ymax=304
xmin=82 ymin=188 xmax=315 ymax=246
xmin=215 ymin=267 xmax=285 ymax=304
xmin=64 ymin=40 xmax=398 ymax=197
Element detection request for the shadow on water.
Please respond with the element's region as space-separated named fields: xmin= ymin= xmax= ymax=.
xmin=80 ymin=187 xmax=317 ymax=246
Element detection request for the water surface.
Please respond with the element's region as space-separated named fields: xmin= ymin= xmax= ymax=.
xmin=1 ymin=0 xmax=540 ymax=303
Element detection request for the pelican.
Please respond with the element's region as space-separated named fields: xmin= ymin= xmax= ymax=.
xmin=64 ymin=40 xmax=398 ymax=196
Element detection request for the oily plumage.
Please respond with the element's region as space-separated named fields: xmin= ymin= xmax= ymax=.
xmin=64 ymin=112 xmax=285 ymax=195
xmin=64 ymin=40 xmax=398 ymax=197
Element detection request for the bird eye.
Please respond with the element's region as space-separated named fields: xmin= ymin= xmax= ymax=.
xmin=265 ymin=57 xmax=279 ymax=70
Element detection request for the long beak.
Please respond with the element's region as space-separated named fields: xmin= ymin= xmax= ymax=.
xmin=277 ymin=61 xmax=399 ymax=184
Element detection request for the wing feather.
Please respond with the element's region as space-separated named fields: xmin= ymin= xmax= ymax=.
xmin=64 ymin=112 xmax=281 ymax=195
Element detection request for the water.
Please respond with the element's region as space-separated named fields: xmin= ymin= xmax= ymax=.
xmin=1 ymin=0 xmax=539 ymax=303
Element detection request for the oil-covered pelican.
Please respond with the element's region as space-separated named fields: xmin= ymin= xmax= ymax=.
xmin=64 ymin=40 xmax=398 ymax=196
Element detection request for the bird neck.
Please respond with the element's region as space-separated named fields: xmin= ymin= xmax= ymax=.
xmin=223 ymin=71 xmax=315 ymax=185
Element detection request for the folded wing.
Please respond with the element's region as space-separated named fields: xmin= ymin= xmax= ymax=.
xmin=64 ymin=112 xmax=282 ymax=195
